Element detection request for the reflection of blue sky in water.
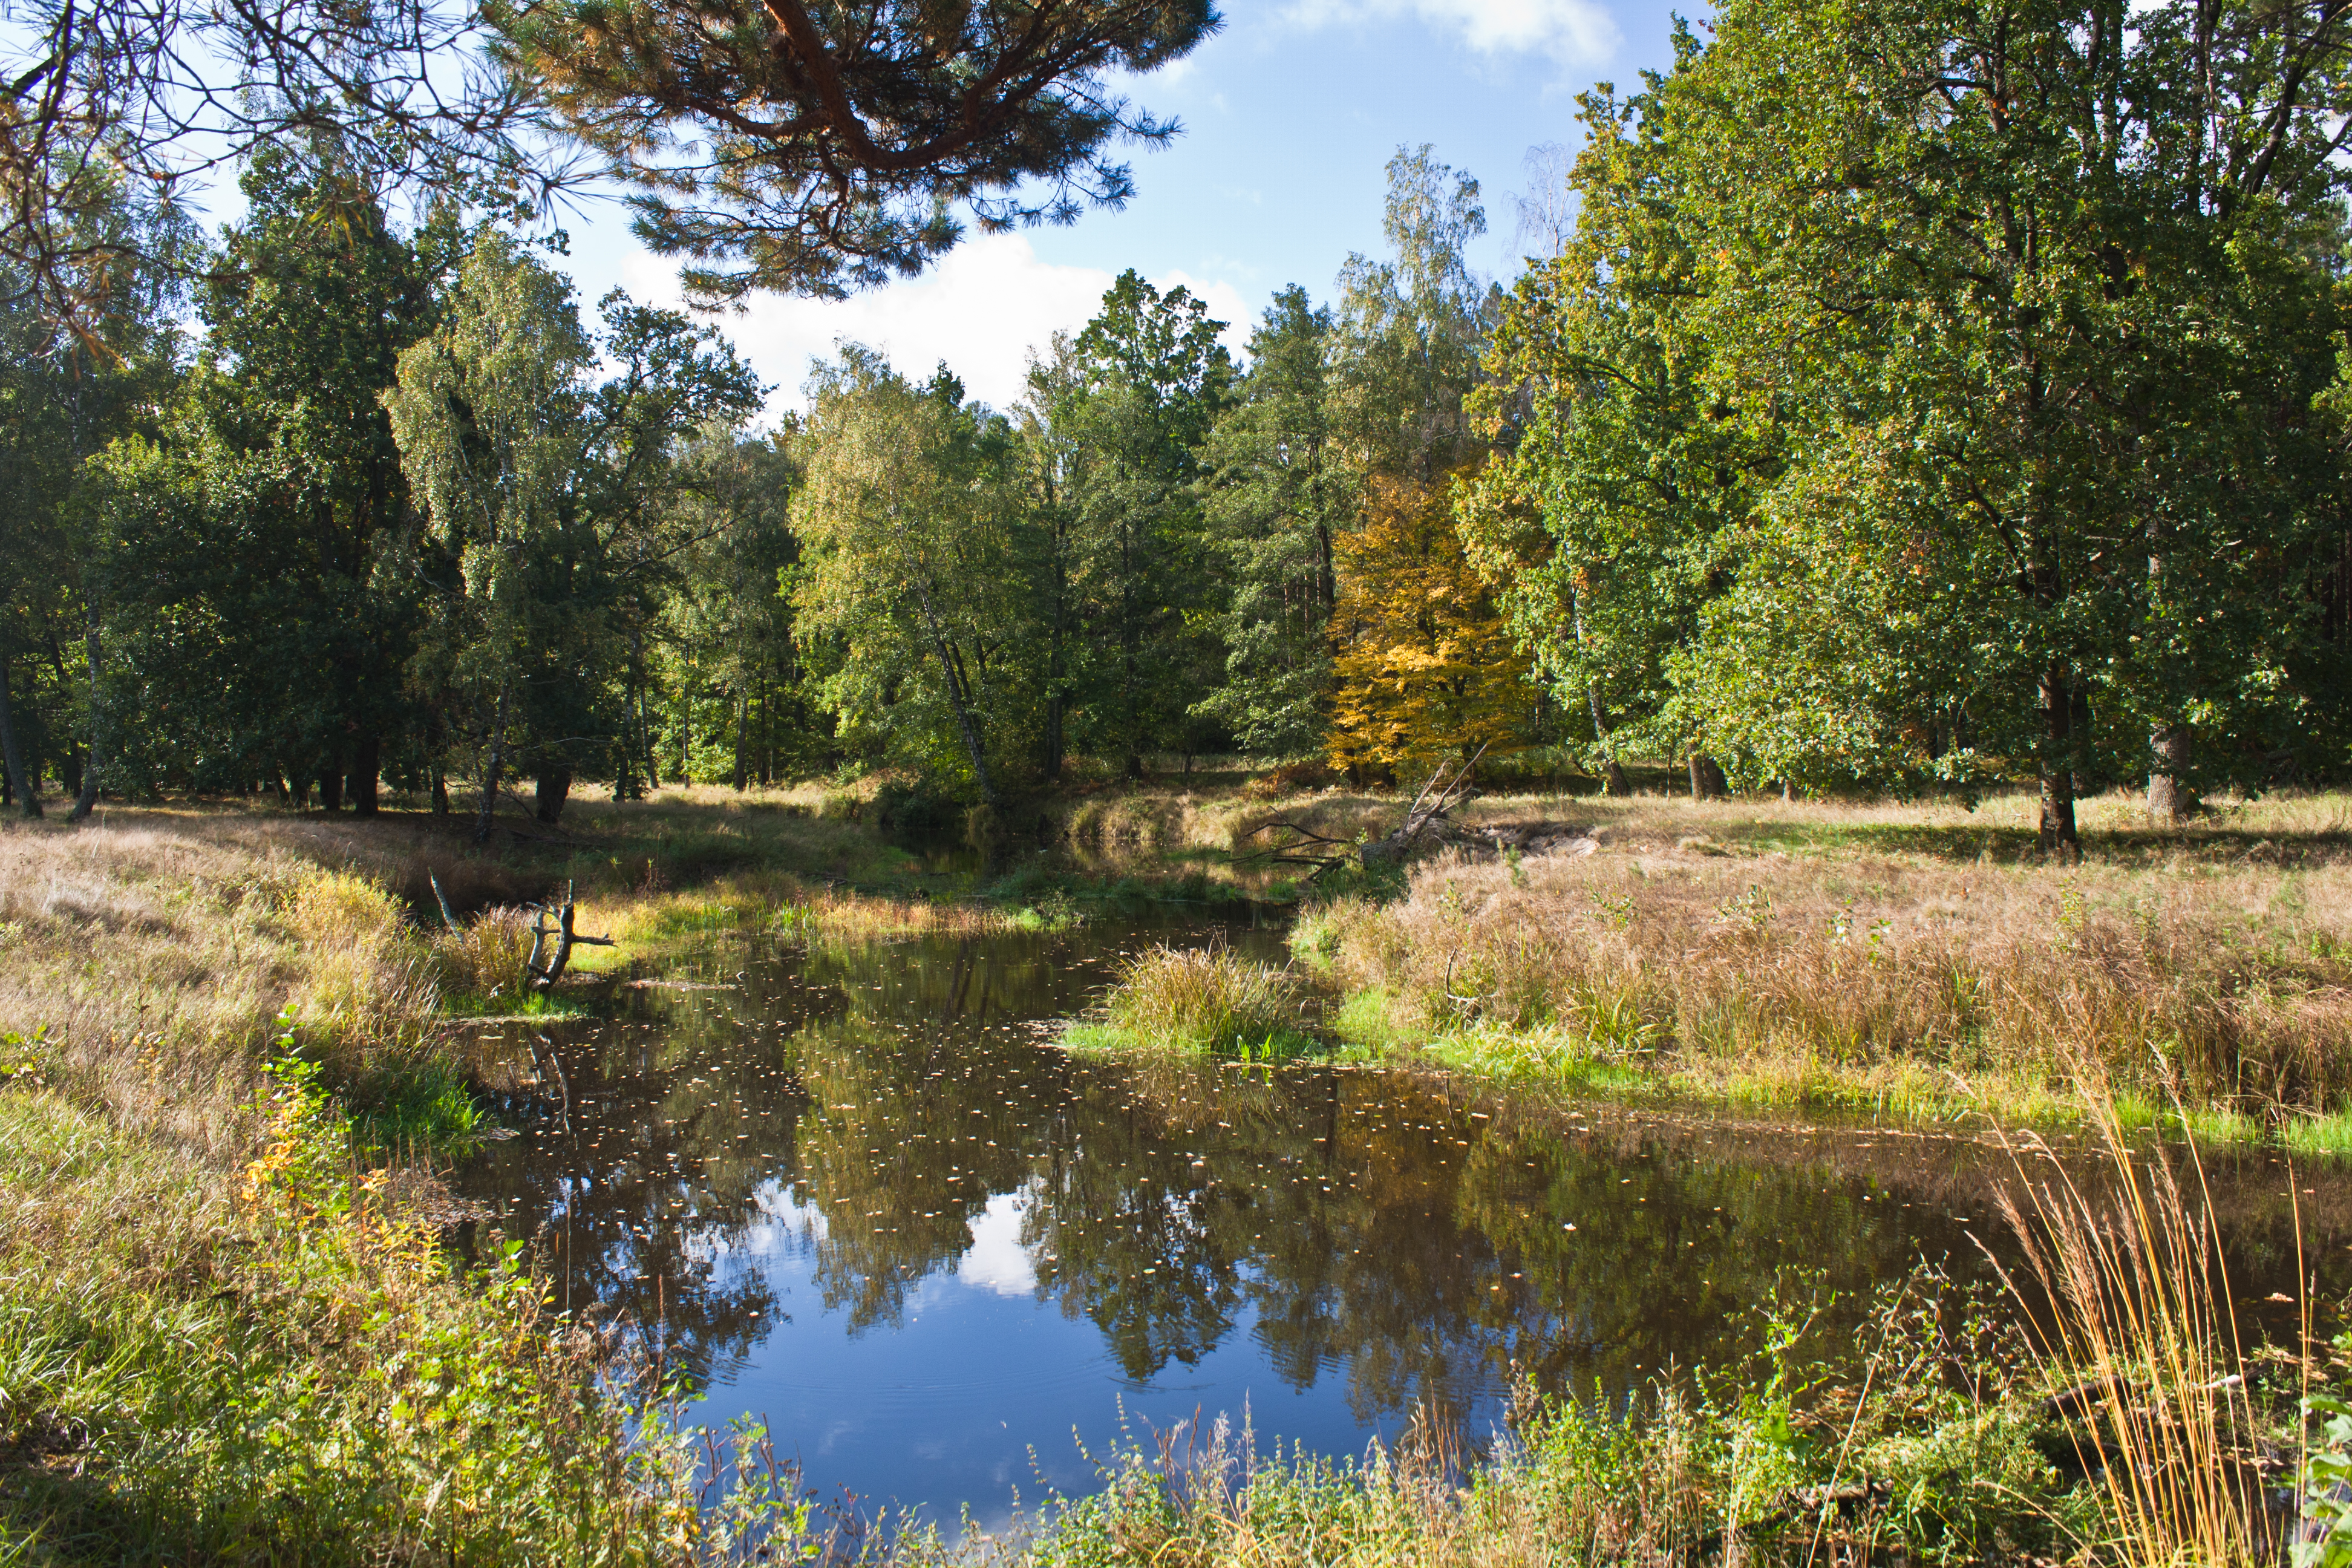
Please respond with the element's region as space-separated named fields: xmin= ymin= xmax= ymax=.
xmin=696 ymin=1181 xmax=1438 ymax=1534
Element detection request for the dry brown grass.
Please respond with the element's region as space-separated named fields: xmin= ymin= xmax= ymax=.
xmin=1990 ymin=1094 xmax=2274 ymax=1567
xmin=0 ymin=818 xmax=465 ymax=1154
xmin=1305 ymin=791 xmax=2352 ymax=1117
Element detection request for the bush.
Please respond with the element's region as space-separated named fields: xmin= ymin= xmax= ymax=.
xmin=0 ymin=1056 xmax=792 ymax=1563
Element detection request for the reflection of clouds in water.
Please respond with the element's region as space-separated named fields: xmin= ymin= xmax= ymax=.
xmin=957 ymin=1190 xmax=1037 ymax=1298
xmin=731 ymin=1180 xmax=827 ymax=1260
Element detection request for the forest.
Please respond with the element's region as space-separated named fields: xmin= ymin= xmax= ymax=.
xmin=8 ymin=6 xmax=2351 ymax=855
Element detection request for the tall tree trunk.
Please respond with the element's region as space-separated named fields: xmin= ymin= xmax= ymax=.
xmin=67 ymin=608 xmax=100 ymax=822
xmin=474 ymin=682 xmax=509 ymax=844
xmin=318 ymin=759 xmax=345 ymax=812
xmin=730 ymin=688 xmax=748 ymax=790
xmin=757 ymin=672 xmax=773 ymax=786
xmin=1688 ymin=752 xmax=1727 ymax=800
xmin=535 ymin=768 xmax=571 ymax=824
xmin=1041 ymin=480 xmax=1068 ymax=783
xmin=0 ymin=659 xmax=39 ymax=817
xmin=1119 ymin=520 xmax=1142 ymax=780
xmin=638 ymin=662 xmax=658 ymax=794
xmin=2148 ymin=723 xmax=2194 ymax=822
xmin=350 ymin=734 xmax=380 ymax=816
xmin=2039 ymin=663 xmax=2081 ymax=858
xmin=911 ymin=578 xmax=1001 ymax=809
xmin=1570 ymin=592 xmax=1628 ymax=795
xmin=432 ymin=768 xmax=450 ymax=814
xmin=2146 ymin=493 xmax=2192 ymax=823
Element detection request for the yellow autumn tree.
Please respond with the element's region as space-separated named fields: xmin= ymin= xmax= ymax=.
xmin=1326 ymin=469 xmax=1534 ymax=778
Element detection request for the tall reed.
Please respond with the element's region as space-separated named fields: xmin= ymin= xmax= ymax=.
xmin=1988 ymin=1085 xmax=2271 ymax=1566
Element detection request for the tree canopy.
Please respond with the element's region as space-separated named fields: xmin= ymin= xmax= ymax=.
xmin=12 ymin=0 xmax=2352 ymax=837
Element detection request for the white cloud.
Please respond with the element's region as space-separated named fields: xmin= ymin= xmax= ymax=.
xmin=621 ymin=232 xmax=1252 ymax=415
xmin=1279 ymin=0 xmax=1617 ymax=62
xmin=956 ymin=1192 xmax=1037 ymax=1298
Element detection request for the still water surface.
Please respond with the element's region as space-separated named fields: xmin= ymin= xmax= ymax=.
xmin=448 ymin=915 xmax=2341 ymax=1531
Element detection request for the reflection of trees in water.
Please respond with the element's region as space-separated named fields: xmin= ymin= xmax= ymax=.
xmin=1086 ymin=1064 xmax=1994 ymax=1426
xmin=459 ymin=926 xmax=2340 ymax=1445
xmin=1028 ymin=1078 xmax=1248 ymax=1379
xmin=791 ymin=1010 xmax=1043 ymax=1330
xmin=460 ymin=953 xmax=826 ymax=1387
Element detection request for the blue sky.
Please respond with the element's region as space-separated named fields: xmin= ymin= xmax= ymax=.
xmin=557 ymin=0 xmax=1690 ymax=411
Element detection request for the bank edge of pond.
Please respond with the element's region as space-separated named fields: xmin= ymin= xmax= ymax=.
xmin=1071 ymin=938 xmax=2352 ymax=1162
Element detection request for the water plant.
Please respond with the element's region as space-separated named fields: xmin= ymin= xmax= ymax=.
xmin=1103 ymin=943 xmax=1315 ymax=1055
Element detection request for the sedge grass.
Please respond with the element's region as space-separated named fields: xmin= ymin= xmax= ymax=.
xmin=1299 ymin=792 xmax=2352 ymax=1130
xmin=1985 ymin=1083 xmax=2283 ymax=1567
xmin=1094 ymin=944 xmax=1317 ymax=1056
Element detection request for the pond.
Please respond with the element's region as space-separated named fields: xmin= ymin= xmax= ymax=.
xmin=448 ymin=913 xmax=2347 ymax=1535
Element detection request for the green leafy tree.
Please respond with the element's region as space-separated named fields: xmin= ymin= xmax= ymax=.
xmin=387 ymin=231 xmax=757 ymax=836
xmin=791 ymin=350 xmax=1031 ymax=807
xmin=1463 ymin=64 xmax=1765 ymax=799
xmin=1332 ymin=145 xmax=1492 ymax=485
xmin=1034 ymin=269 xmax=1233 ymax=776
xmin=388 ymin=231 xmax=598 ymax=838
xmin=653 ymin=427 xmax=809 ymax=794
xmin=1472 ymin=3 xmax=2352 ymax=832
xmin=0 ymin=181 xmax=188 ymax=820
xmin=134 ymin=146 xmax=444 ymax=811
xmin=1196 ymin=286 xmax=1352 ymax=759
xmin=1667 ymin=0 xmax=2351 ymax=846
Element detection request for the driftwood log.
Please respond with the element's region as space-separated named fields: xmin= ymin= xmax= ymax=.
xmin=1240 ymin=745 xmax=1491 ymax=879
xmin=522 ymin=879 xmax=614 ymax=990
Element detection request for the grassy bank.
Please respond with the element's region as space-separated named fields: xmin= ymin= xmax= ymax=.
xmin=0 ymin=806 xmax=857 ymax=1560
xmin=1088 ymin=787 xmax=2352 ymax=1138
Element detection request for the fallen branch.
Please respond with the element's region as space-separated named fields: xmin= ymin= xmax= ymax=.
xmin=1230 ymin=745 xmax=1495 ymax=879
xmin=1361 ymin=742 xmax=1490 ymax=867
xmin=522 ymin=879 xmax=616 ymax=990
xmin=426 ymin=871 xmax=462 ymax=935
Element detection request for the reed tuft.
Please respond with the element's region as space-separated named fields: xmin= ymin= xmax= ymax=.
xmin=1107 ymin=944 xmax=1308 ymax=1053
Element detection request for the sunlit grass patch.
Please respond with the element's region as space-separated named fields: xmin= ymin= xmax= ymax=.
xmin=1005 ymin=886 xmax=1088 ymax=931
xmin=1097 ymin=944 xmax=1319 ymax=1056
xmin=436 ymin=985 xmax=595 ymax=1020
xmin=1330 ymin=987 xmax=1416 ymax=1051
xmin=2281 ymin=1108 xmax=2352 ymax=1160
xmin=2106 ymin=1092 xmax=2267 ymax=1148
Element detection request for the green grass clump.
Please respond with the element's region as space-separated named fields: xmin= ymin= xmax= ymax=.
xmin=1102 ymin=944 xmax=1317 ymax=1056
xmin=347 ymin=1056 xmax=494 ymax=1153
xmin=2280 ymin=1109 xmax=2352 ymax=1160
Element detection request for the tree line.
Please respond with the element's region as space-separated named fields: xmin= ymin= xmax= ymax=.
xmin=5 ymin=0 xmax=2351 ymax=852
xmin=0 ymin=142 xmax=1538 ymax=832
